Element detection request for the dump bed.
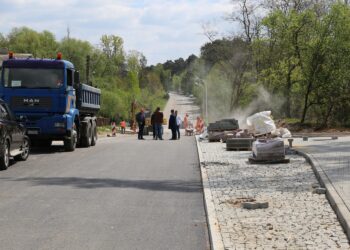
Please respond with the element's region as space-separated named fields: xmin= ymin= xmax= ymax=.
xmin=76 ymin=83 xmax=101 ymax=115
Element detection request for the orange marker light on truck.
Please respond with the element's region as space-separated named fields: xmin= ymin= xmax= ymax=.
xmin=57 ymin=52 xmax=62 ymax=60
xmin=9 ymin=51 xmax=14 ymax=59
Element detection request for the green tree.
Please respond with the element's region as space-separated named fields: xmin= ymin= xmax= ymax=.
xmin=59 ymin=37 xmax=94 ymax=82
xmin=38 ymin=30 xmax=58 ymax=58
xmin=8 ymin=27 xmax=41 ymax=56
xmin=100 ymin=34 xmax=125 ymax=77
xmin=0 ymin=33 xmax=8 ymax=48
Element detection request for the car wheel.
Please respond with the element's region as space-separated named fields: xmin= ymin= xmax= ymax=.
xmin=64 ymin=125 xmax=77 ymax=152
xmin=91 ymin=121 xmax=97 ymax=146
xmin=0 ymin=140 xmax=10 ymax=170
xmin=15 ymin=137 xmax=30 ymax=161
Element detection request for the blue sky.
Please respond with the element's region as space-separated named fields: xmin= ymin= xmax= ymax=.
xmin=0 ymin=0 xmax=238 ymax=65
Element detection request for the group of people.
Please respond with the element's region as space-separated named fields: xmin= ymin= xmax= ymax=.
xmin=110 ymin=119 xmax=126 ymax=137
xmin=135 ymin=108 xmax=191 ymax=140
xmin=135 ymin=107 xmax=164 ymax=140
xmin=119 ymin=108 xmax=205 ymax=140
xmin=168 ymin=109 xmax=182 ymax=140
xmin=135 ymin=107 xmax=206 ymax=140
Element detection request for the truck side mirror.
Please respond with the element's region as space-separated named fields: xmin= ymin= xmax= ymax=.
xmin=74 ymin=71 xmax=80 ymax=84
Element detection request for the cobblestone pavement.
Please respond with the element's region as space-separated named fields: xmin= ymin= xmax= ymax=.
xmin=198 ymin=140 xmax=350 ymax=249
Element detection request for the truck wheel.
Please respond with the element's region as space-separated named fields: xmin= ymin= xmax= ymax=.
xmin=81 ymin=122 xmax=92 ymax=147
xmin=15 ymin=137 xmax=30 ymax=161
xmin=91 ymin=121 xmax=97 ymax=146
xmin=64 ymin=127 xmax=77 ymax=152
xmin=0 ymin=140 xmax=10 ymax=170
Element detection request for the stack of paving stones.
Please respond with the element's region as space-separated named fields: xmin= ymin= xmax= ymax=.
xmin=226 ymin=138 xmax=254 ymax=151
xmin=198 ymin=140 xmax=350 ymax=249
xmin=221 ymin=131 xmax=236 ymax=143
xmin=208 ymin=119 xmax=239 ymax=142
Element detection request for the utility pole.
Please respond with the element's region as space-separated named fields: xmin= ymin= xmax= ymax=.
xmin=66 ymin=26 xmax=70 ymax=40
xmin=205 ymin=81 xmax=208 ymax=124
xmin=194 ymin=77 xmax=208 ymax=124
xmin=86 ymin=55 xmax=90 ymax=85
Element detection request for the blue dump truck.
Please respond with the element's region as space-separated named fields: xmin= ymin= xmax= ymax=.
xmin=0 ymin=52 xmax=100 ymax=151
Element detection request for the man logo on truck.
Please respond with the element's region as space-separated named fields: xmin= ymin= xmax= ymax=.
xmin=23 ymin=98 xmax=40 ymax=106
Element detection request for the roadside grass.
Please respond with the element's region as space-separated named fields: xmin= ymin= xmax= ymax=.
xmin=97 ymin=125 xmax=112 ymax=135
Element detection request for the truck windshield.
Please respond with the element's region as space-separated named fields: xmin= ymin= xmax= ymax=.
xmin=3 ymin=68 xmax=64 ymax=89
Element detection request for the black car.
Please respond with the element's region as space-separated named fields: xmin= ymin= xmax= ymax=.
xmin=0 ymin=99 xmax=30 ymax=170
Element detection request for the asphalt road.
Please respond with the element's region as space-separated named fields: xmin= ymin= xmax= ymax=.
xmin=0 ymin=95 xmax=209 ymax=250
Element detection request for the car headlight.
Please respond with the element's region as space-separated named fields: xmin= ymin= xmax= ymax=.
xmin=54 ymin=122 xmax=65 ymax=128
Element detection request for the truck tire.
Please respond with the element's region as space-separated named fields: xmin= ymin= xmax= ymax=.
xmin=0 ymin=140 xmax=10 ymax=170
xmin=64 ymin=127 xmax=77 ymax=152
xmin=15 ymin=137 xmax=30 ymax=161
xmin=81 ymin=121 xmax=92 ymax=147
xmin=91 ymin=121 xmax=97 ymax=146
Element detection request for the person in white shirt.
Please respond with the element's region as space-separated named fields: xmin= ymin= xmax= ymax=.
xmin=175 ymin=110 xmax=182 ymax=139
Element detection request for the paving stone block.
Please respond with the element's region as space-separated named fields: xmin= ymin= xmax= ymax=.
xmin=242 ymin=201 xmax=269 ymax=209
xmin=311 ymin=183 xmax=320 ymax=188
xmin=313 ymin=188 xmax=326 ymax=194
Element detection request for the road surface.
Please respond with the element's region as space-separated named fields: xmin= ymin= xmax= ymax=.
xmin=0 ymin=93 xmax=209 ymax=250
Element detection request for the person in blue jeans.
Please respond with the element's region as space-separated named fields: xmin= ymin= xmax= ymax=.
xmin=154 ymin=107 xmax=164 ymax=140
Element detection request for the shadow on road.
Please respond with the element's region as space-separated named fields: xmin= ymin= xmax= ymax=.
xmin=30 ymin=146 xmax=66 ymax=155
xmin=7 ymin=177 xmax=202 ymax=193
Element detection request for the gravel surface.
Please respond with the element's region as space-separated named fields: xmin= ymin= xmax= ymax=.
xmin=198 ymin=140 xmax=350 ymax=250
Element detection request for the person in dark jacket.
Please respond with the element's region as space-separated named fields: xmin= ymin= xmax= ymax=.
xmin=154 ymin=107 xmax=164 ymax=140
xmin=136 ymin=108 xmax=145 ymax=140
xmin=168 ymin=109 xmax=177 ymax=140
xmin=151 ymin=111 xmax=156 ymax=139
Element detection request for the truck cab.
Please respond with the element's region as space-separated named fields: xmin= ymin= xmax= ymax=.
xmin=0 ymin=52 xmax=100 ymax=151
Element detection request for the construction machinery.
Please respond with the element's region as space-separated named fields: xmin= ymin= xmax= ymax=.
xmin=0 ymin=51 xmax=100 ymax=151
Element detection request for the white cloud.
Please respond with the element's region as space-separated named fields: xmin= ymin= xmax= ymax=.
xmin=0 ymin=0 xmax=236 ymax=64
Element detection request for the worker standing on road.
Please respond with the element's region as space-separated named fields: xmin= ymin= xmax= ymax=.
xmin=136 ymin=108 xmax=145 ymax=140
xmin=154 ymin=107 xmax=164 ymax=140
xmin=151 ymin=111 xmax=156 ymax=139
xmin=175 ymin=110 xmax=182 ymax=140
xmin=183 ymin=113 xmax=189 ymax=129
xmin=169 ymin=109 xmax=177 ymax=140
xmin=120 ymin=119 xmax=126 ymax=134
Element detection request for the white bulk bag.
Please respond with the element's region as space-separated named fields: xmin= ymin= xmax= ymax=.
xmin=246 ymin=111 xmax=276 ymax=135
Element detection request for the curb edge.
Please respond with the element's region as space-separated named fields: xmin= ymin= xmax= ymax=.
xmin=195 ymin=136 xmax=225 ymax=250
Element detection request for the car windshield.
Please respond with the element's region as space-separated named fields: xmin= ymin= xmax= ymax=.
xmin=3 ymin=68 xmax=64 ymax=89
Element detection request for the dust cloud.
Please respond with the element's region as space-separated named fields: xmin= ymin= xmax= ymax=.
xmin=206 ymin=85 xmax=284 ymax=128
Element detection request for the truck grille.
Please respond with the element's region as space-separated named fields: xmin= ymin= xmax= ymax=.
xmin=11 ymin=96 xmax=52 ymax=109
